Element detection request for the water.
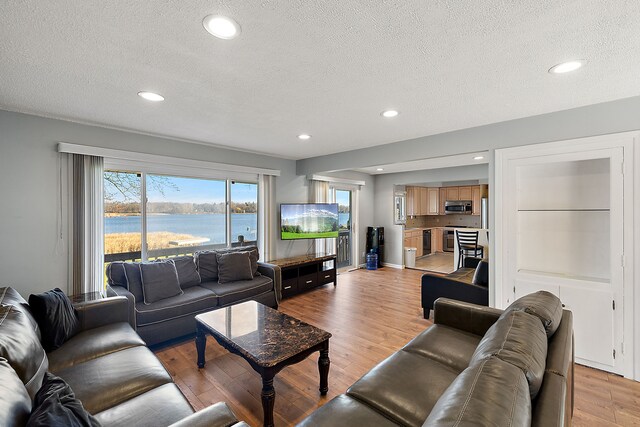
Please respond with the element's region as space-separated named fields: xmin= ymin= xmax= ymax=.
xmin=105 ymin=212 xmax=352 ymax=243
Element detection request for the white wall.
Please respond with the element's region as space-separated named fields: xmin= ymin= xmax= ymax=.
xmin=0 ymin=110 xmax=308 ymax=297
xmin=373 ymin=164 xmax=489 ymax=266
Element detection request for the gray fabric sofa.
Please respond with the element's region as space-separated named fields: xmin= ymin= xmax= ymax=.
xmin=299 ymin=292 xmax=574 ymax=427
xmin=106 ymin=246 xmax=281 ymax=346
xmin=0 ymin=286 xmax=248 ymax=427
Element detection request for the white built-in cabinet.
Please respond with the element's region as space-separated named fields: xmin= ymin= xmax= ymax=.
xmin=495 ymin=132 xmax=636 ymax=378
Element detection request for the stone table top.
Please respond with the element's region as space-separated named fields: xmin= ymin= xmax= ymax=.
xmin=266 ymin=253 xmax=336 ymax=268
xmin=195 ymin=301 xmax=332 ymax=368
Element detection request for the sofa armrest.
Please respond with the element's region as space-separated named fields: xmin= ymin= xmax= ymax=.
xmin=74 ymin=296 xmax=130 ymax=332
xmin=168 ymin=402 xmax=239 ymax=427
xmin=421 ymin=274 xmax=489 ymax=316
xmin=463 ymin=257 xmax=482 ymax=269
xmin=433 ymin=298 xmax=503 ymax=336
xmin=258 ymin=262 xmax=281 ymax=304
xmin=106 ymin=285 xmax=136 ymax=329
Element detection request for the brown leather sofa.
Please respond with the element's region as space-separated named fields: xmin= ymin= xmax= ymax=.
xmin=0 ymin=286 xmax=248 ymax=427
xmin=298 ymin=292 xmax=574 ymax=427
xmin=106 ymin=246 xmax=281 ymax=346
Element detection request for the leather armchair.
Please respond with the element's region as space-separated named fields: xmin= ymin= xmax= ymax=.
xmin=421 ymin=257 xmax=488 ymax=319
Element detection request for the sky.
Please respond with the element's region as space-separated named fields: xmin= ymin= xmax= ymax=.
xmin=105 ymin=172 xmax=257 ymax=204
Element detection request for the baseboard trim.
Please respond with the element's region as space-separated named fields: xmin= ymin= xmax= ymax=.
xmin=382 ymin=263 xmax=404 ymax=269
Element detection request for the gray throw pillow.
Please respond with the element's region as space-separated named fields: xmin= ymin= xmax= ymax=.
xmin=216 ymin=252 xmax=254 ymax=284
xmin=122 ymin=262 xmax=144 ymax=302
xmin=195 ymin=251 xmax=218 ymax=282
xmin=139 ymin=260 xmax=183 ymax=305
xmin=171 ymin=256 xmax=201 ymax=288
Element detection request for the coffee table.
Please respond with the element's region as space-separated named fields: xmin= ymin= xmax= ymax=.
xmin=195 ymin=301 xmax=331 ymax=427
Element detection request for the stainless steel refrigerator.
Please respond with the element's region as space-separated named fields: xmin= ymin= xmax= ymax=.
xmin=481 ymin=198 xmax=489 ymax=229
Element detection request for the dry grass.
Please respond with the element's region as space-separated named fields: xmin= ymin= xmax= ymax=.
xmin=105 ymin=232 xmax=198 ymax=254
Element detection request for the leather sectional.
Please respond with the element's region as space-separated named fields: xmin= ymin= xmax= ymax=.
xmin=299 ymin=292 xmax=574 ymax=426
xmin=106 ymin=246 xmax=281 ymax=346
xmin=0 ymin=286 xmax=247 ymax=426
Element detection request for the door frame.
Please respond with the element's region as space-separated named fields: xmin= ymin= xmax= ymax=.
xmin=330 ymin=185 xmax=359 ymax=270
xmin=494 ymin=131 xmax=637 ymax=380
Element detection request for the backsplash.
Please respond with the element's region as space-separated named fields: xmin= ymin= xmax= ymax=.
xmin=406 ymin=215 xmax=481 ymax=228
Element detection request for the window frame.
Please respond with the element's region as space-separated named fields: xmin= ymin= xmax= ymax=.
xmin=104 ymin=159 xmax=259 ymax=263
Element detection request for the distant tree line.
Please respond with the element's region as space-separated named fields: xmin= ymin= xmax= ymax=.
xmin=338 ymin=204 xmax=349 ymax=213
xmin=105 ymin=201 xmax=257 ymax=214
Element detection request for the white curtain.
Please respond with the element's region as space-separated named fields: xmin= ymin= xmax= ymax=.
xmin=72 ymin=154 xmax=104 ymax=295
xmin=309 ymin=179 xmax=336 ymax=255
xmin=258 ymin=174 xmax=276 ymax=262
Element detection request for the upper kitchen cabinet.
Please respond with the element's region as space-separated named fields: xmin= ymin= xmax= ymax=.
xmin=445 ymin=187 xmax=459 ymax=201
xmin=427 ymin=188 xmax=439 ymax=215
xmin=458 ymin=186 xmax=472 ymax=200
xmin=420 ymin=187 xmax=429 ymax=214
xmin=472 ymin=186 xmax=481 ymax=215
xmin=439 ymin=188 xmax=446 ymax=215
xmin=406 ymin=186 xmax=420 ymax=216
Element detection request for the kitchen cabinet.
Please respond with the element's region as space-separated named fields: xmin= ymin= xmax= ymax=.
xmin=432 ymin=228 xmax=443 ymax=252
xmin=439 ymin=188 xmax=446 ymax=215
xmin=406 ymin=187 xmax=422 ymax=216
xmin=404 ymin=229 xmax=423 ymax=257
xmin=420 ymin=187 xmax=429 ymax=215
xmin=458 ymin=186 xmax=472 ymax=200
xmin=472 ymin=186 xmax=481 ymax=215
xmin=445 ymin=187 xmax=459 ymax=201
xmin=427 ymin=188 xmax=439 ymax=215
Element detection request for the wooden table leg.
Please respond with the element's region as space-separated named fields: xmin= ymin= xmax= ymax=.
xmin=318 ymin=340 xmax=330 ymax=395
xmin=196 ymin=326 xmax=206 ymax=368
xmin=261 ymin=373 xmax=276 ymax=427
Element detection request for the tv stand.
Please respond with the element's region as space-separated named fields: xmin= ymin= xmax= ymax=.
xmin=268 ymin=253 xmax=337 ymax=299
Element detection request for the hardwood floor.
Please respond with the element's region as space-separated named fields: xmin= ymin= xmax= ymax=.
xmin=155 ymin=268 xmax=640 ymax=426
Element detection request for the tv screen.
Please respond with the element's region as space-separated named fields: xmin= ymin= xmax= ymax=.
xmin=280 ymin=203 xmax=339 ymax=240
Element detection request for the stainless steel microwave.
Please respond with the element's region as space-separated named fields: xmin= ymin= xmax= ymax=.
xmin=444 ymin=200 xmax=472 ymax=215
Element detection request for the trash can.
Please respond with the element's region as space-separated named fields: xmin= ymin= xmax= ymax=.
xmin=366 ymin=250 xmax=378 ymax=270
xmin=405 ymin=247 xmax=417 ymax=268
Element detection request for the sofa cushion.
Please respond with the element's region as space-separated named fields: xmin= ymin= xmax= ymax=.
xmin=136 ymin=286 xmax=218 ymax=327
xmin=106 ymin=262 xmax=128 ymax=288
xmin=216 ymin=252 xmax=254 ymax=284
xmin=55 ymin=345 xmax=172 ymax=414
xmin=122 ymin=262 xmax=144 ymax=302
xmin=27 ymin=372 xmax=99 ymax=427
xmin=402 ymin=324 xmax=482 ymax=373
xmin=423 ymin=357 xmax=531 ymax=427
xmin=0 ymin=358 xmax=32 ymax=427
xmin=0 ymin=287 xmax=40 ymax=338
xmin=0 ymin=305 xmax=48 ymax=399
xmin=140 ymin=259 xmax=183 ymax=304
xmin=297 ymin=394 xmax=399 ymax=427
xmin=346 ymin=351 xmax=458 ymax=427
xmin=505 ymin=290 xmax=563 ymax=337
xmin=172 ymin=256 xmax=201 ymax=288
xmin=48 ymin=322 xmax=145 ymax=373
xmin=200 ymin=276 xmax=273 ymax=307
xmin=470 ymin=310 xmax=547 ymax=399
xmin=28 ymin=288 xmax=79 ymax=352
xmin=94 ymin=383 xmax=194 ymax=427
xmin=195 ymin=250 xmax=219 ymax=282
xmin=471 ymin=259 xmax=489 ymax=286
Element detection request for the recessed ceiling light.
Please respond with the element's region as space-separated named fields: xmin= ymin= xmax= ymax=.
xmin=548 ymin=60 xmax=584 ymax=74
xmin=376 ymin=168 xmax=384 ymax=171
xmin=137 ymin=91 xmax=164 ymax=102
xmin=298 ymin=134 xmax=311 ymax=140
xmin=381 ymin=110 xmax=399 ymax=118
xmin=473 ymin=156 xmax=484 ymax=160
xmin=203 ymin=15 xmax=241 ymax=39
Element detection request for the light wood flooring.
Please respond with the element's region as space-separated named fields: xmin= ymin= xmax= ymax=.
xmin=154 ymin=267 xmax=640 ymax=427
xmin=413 ymin=252 xmax=455 ymax=274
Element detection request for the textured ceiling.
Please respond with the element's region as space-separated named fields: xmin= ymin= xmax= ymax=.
xmin=1 ymin=1 xmax=640 ymax=160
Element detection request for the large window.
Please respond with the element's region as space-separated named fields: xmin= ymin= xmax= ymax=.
xmin=104 ymin=171 xmax=258 ymax=262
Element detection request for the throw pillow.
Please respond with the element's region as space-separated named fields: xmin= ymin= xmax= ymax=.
xmin=122 ymin=262 xmax=144 ymax=302
xmin=171 ymin=256 xmax=201 ymax=288
xmin=195 ymin=251 xmax=218 ymax=282
xmin=216 ymin=252 xmax=254 ymax=284
xmin=139 ymin=260 xmax=183 ymax=305
xmin=28 ymin=288 xmax=79 ymax=352
xmin=105 ymin=261 xmax=127 ymax=288
xmin=504 ymin=290 xmax=563 ymax=338
xmin=27 ymin=372 xmax=100 ymax=427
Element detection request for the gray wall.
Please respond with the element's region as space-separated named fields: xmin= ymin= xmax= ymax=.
xmin=0 ymin=110 xmax=309 ymax=297
xmin=297 ymin=95 xmax=640 ymax=175
xmin=373 ymin=164 xmax=489 ymax=266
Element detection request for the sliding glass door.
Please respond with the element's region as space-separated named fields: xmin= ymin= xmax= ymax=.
xmin=334 ymin=189 xmax=353 ymax=269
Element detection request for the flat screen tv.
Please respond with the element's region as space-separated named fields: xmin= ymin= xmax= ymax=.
xmin=280 ymin=203 xmax=339 ymax=240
